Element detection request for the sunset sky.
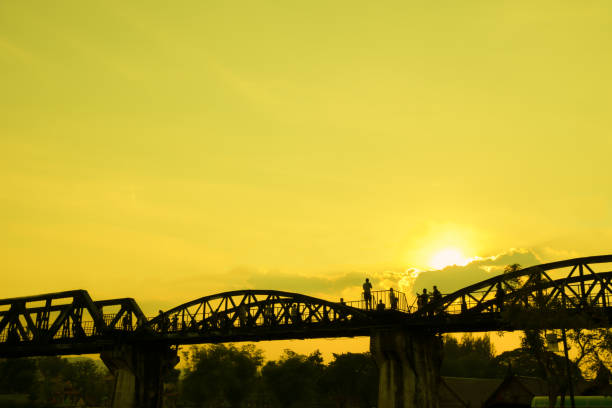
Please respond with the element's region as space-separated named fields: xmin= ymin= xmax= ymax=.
xmin=1 ymin=1 xmax=611 ymax=359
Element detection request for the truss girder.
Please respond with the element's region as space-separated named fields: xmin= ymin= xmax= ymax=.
xmin=421 ymin=255 xmax=612 ymax=317
xmin=0 ymin=291 xmax=145 ymax=346
xmin=148 ymin=289 xmax=368 ymax=335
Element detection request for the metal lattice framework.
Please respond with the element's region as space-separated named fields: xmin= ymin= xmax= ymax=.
xmin=420 ymin=255 xmax=612 ymax=324
xmin=0 ymin=290 xmax=145 ymax=355
xmin=146 ymin=290 xmax=371 ymax=344
xmin=1 ymin=255 xmax=612 ymax=357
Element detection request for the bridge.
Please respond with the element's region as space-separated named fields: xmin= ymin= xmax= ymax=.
xmin=1 ymin=255 xmax=611 ymax=408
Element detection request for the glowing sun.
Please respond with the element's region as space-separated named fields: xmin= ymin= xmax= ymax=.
xmin=430 ymin=248 xmax=468 ymax=270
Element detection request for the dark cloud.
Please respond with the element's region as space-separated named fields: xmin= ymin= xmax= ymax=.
xmin=244 ymin=268 xmax=365 ymax=297
xmin=412 ymin=249 xmax=541 ymax=294
xmin=158 ymin=249 xmax=544 ymax=308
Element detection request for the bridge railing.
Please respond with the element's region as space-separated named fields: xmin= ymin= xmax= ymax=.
xmin=344 ymin=289 xmax=413 ymax=313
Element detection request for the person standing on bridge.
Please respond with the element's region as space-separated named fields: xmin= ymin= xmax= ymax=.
xmin=291 ymin=303 xmax=301 ymax=324
xmin=158 ymin=310 xmax=167 ymax=332
xmin=431 ymin=286 xmax=442 ymax=316
xmin=389 ymin=288 xmax=398 ymax=310
xmin=495 ymin=281 xmax=505 ymax=312
xmin=417 ymin=289 xmax=429 ymax=311
xmin=363 ymin=278 xmax=373 ymax=310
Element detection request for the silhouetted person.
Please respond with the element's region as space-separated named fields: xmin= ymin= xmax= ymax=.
xmin=339 ymin=298 xmax=346 ymax=305
xmin=7 ymin=325 xmax=19 ymax=344
xmin=158 ymin=310 xmax=167 ymax=332
xmin=122 ymin=314 xmax=131 ymax=331
xmin=239 ymin=304 xmax=248 ymax=326
xmin=432 ymin=286 xmax=442 ymax=303
xmin=220 ymin=313 xmax=231 ymax=329
xmin=322 ymin=307 xmax=330 ymax=322
xmin=363 ymin=278 xmax=373 ymax=310
xmin=495 ymin=281 xmax=505 ymax=312
xmin=263 ymin=304 xmax=274 ymax=325
xmin=389 ymin=288 xmax=398 ymax=310
xmin=376 ymin=299 xmax=385 ymax=311
xmin=268 ymin=304 xmax=276 ymax=325
xmin=432 ymin=286 xmax=442 ymax=314
xmin=418 ymin=289 xmax=429 ymax=311
xmin=461 ymin=296 xmax=468 ymax=313
xmin=291 ymin=304 xmax=300 ymax=324
xmin=211 ymin=312 xmax=219 ymax=329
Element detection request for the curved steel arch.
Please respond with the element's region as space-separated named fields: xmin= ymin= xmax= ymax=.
xmin=148 ymin=289 xmax=369 ymax=335
xmin=421 ymin=254 xmax=612 ymax=316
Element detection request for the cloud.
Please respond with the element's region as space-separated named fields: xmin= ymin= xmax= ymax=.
xmin=412 ymin=249 xmax=541 ymax=295
xmin=244 ymin=268 xmax=365 ymax=297
xmin=243 ymin=249 xmax=543 ymax=300
xmin=145 ymin=249 xmax=545 ymax=310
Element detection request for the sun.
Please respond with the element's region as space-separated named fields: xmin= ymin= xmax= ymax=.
xmin=430 ymin=248 xmax=468 ymax=270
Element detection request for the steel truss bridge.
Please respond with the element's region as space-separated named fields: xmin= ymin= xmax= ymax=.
xmin=1 ymin=255 xmax=612 ymax=358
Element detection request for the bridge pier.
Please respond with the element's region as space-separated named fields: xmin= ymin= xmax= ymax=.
xmin=371 ymin=329 xmax=442 ymax=408
xmin=101 ymin=344 xmax=179 ymax=408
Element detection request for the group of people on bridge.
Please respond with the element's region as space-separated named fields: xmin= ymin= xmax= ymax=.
xmin=417 ymin=286 xmax=442 ymax=312
xmin=361 ymin=278 xmax=400 ymax=311
xmin=360 ymin=278 xmax=446 ymax=314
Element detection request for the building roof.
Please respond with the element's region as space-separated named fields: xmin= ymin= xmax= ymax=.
xmin=441 ymin=377 xmax=504 ymax=408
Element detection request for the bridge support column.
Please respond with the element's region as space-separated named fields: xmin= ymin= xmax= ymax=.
xmin=371 ymin=329 xmax=442 ymax=408
xmin=101 ymin=344 xmax=179 ymax=408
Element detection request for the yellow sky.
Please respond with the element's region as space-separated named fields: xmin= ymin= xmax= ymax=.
xmin=1 ymin=1 xmax=611 ymax=359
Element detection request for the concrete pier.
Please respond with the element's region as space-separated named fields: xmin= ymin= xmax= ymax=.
xmin=371 ymin=329 xmax=442 ymax=408
xmin=101 ymin=344 xmax=179 ymax=408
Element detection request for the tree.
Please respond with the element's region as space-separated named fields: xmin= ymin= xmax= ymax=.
xmin=0 ymin=358 xmax=37 ymax=396
xmin=31 ymin=356 xmax=112 ymax=405
xmin=320 ymin=352 xmax=378 ymax=408
xmin=441 ymin=334 xmax=499 ymax=378
xmin=503 ymin=263 xmax=522 ymax=289
xmin=181 ymin=344 xmax=263 ymax=408
xmin=495 ymin=344 xmax=582 ymax=380
xmin=500 ymin=263 xmax=599 ymax=408
xmin=262 ymin=349 xmax=325 ymax=408
xmin=62 ymin=358 xmax=112 ymax=405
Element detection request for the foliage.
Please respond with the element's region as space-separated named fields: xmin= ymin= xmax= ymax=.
xmin=441 ymin=334 xmax=499 ymax=378
xmin=503 ymin=263 xmax=523 ymax=289
xmin=0 ymin=358 xmax=37 ymax=395
xmin=494 ymin=346 xmax=582 ymax=380
xmin=499 ymin=262 xmax=605 ymax=408
xmin=262 ymin=349 xmax=325 ymax=408
xmin=181 ymin=344 xmax=263 ymax=408
xmin=320 ymin=352 xmax=378 ymax=408
xmin=0 ymin=356 xmax=111 ymax=407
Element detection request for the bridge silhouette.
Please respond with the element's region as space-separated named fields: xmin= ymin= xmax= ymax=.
xmin=1 ymin=254 xmax=611 ymax=408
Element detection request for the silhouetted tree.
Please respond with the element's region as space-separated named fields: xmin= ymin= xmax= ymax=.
xmin=181 ymin=344 xmax=263 ymax=408
xmin=320 ymin=352 xmax=378 ymax=408
xmin=262 ymin=349 xmax=325 ymax=408
xmin=0 ymin=358 xmax=37 ymax=396
xmin=441 ymin=334 xmax=499 ymax=378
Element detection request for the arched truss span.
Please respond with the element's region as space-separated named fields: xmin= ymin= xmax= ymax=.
xmin=421 ymin=255 xmax=612 ymax=316
xmin=148 ymin=290 xmax=368 ymax=335
xmin=0 ymin=290 xmax=146 ymax=346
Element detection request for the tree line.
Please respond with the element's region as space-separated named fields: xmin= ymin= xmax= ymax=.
xmin=3 ymin=331 xmax=610 ymax=408
xmin=0 ymin=356 xmax=112 ymax=407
